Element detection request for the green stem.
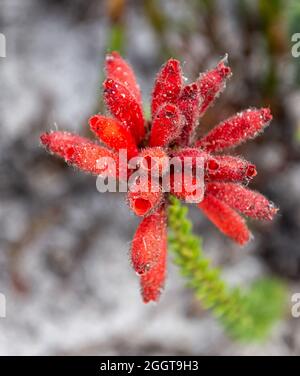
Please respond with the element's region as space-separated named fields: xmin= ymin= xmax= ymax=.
xmin=168 ymin=196 xmax=286 ymax=341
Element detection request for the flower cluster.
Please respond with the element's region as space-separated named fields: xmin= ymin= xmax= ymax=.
xmin=41 ymin=52 xmax=277 ymax=303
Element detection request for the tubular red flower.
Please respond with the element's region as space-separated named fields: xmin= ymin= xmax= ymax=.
xmin=105 ymin=51 xmax=142 ymax=105
xmin=196 ymin=108 xmax=272 ymax=152
xmin=206 ymin=182 xmax=278 ymax=220
xmin=127 ymin=177 xmax=164 ymax=217
xmin=198 ymin=57 xmax=231 ymax=116
xmin=205 ymin=155 xmax=257 ymax=183
xmin=89 ymin=115 xmax=138 ymax=159
xmin=103 ymin=78 xmax=145 ymax=143
xmin=149 ymin=103 xmax=183 ymax=147
xmin=137 ymin=207 xmax=167 ymax=303
xmin=151 ymin=59 xmax=183 ymax=116
xmin=198 ymin=194 xmax=251 ymax=245
xmin=40 ymin=131 xmax=120 ymax=177
xmin=131 ymin=206 xmax=167 ymax=276
xmin=177 ymin=82 xmax=202 ymax=145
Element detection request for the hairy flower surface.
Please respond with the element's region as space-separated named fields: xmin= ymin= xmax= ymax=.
xmin=41 ymin=52 xmax=278 ymax=303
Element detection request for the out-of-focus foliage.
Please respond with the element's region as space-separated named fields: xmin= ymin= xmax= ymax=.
xmin=106 ymin=0 xmax=125 ymax=53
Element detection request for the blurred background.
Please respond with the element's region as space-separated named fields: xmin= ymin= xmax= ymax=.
xmin=1 ymin=0 xmax=300 ymax=355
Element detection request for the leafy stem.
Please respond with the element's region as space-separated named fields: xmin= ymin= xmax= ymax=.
xmin=168 ymin=196 xmax=286 ymax=341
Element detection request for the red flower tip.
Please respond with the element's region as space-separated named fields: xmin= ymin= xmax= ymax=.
xmin=198 ymin=194 xmax=251 ymax=245
xmin=40 ymin=131 xmax=120 ymax=177
xmin=88 ymin=115 xmax=98 ymax=129
xmin=261 ymin=107 xmax=272 ymax=123
xmin=128 ymin=193 xmax=163 ymax=217
xmin=103 ymin=78 xmax=145 ymax=143
xmin=131 ymin=207 xmax=167 ymax=303
xmin=89 ymin=114 xmax=138 ymax=159
xmin=127 ymin=178 xmax=163 ymax=217
xmin=206 ymin=182 xmax=278 ymax=221
xmin=40 ymin=133 xmax=51 ymax=148
xmin=207 ymin=158 xmax=219 ymax=171
xmin=132 ymin=198 xmax=152 ymax=216
xmin=198 ymin=56 xmax=232 ymax=117
xmin=40 ymin=131 xmax=79 ymax=160
xmin=151 ymin=59 xmax=183 ymax=117
xmin=131 ymin=207 xmax=167 ymax=278
xmin=196 ymin=108 xmax=273 ymax=152
xmin=246 ymin=164 xmax=257 ymax=178
xmin=205 ymin=155 xmax=257 ymax=183
xmin=217 ymin=60 xmax=231 ymax=78
xmin=105 ymin=51 xmax=142 ymax=105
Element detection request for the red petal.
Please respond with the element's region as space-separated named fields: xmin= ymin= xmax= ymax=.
xmin=177 ymin=82 xmax=202 ymax=145
xmin=196 ymin=108 xmax=272 ymax=152
xmin=198 ymin=194 xmax=251 ymax=245
xmin=40 ymin=131 xmax=121 ymax=177
xmin=105 ymin=51 xmax=142 ymax=105
xmin=149 ymin=103 xmax=183 ymax=147
xmin=127 ymin=177 xmax=164 ymax=217
xmin=206 ymin=182 xmax=278 ymax=220
xmin=198 ymin=57 xmax=231 ymax=116
xmin=131 ymin=206 xmax=167 ymax=276
xmin=151 ymin=59 xmax=183 ymax=117
xmin=103 ymin=78 xmax=145 ymax=144
xmin=89 ymin=115 xmax=138 ymax=159
xmin=205 ymin=155 xmax=257 ymax=183
xmin=138 ymin=207 xmax=167 ymax=303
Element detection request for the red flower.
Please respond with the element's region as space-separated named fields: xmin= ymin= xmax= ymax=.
xmin=41 ymin=52 xmax=278 ymax=303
